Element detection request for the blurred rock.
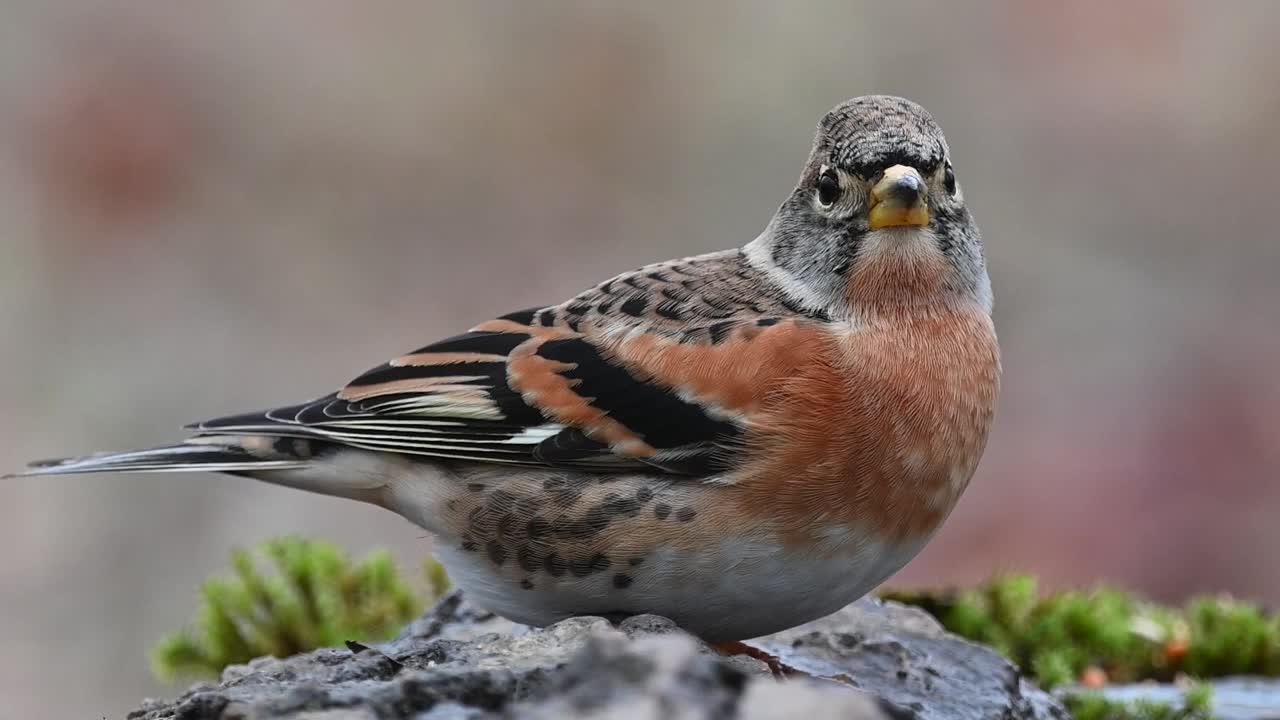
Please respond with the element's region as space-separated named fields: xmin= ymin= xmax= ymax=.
xmin=127 ymin=591 xmax=1066 ymax=720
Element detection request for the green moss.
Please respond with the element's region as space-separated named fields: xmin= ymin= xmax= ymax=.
xmin=880 ymin=575 xmax=1280 ymax=719
xmin=880 ymin=574 xmax=1280 ymax=690
xmin=1062 ymin=682 xmax=1215 ymax=720
xmin=151 ymin=537 xmax=449 ymax=680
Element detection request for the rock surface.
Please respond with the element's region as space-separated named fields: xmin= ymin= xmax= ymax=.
xmin=129 ymin=591 xmax=1067 ymax=720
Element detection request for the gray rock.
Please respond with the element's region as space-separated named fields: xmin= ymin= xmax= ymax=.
xmin=750 ymin=600 xmax=1071 ymax=720
xmin=127 ymin=591 xmax=1065 ymax=720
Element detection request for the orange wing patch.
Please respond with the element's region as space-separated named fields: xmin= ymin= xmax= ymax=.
xmin=469 ymin=318 xmax=570 ymax=337
xmin=505 ymin=334 xmax=657 ymax=458
xmin=604 ymin=320 xmax=827 ymax=423
xmin=391 ymin=352 xmax=507 ymax=366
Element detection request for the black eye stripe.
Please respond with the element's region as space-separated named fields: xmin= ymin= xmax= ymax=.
xmin=943 ymin=162 xmax=957 ymax=195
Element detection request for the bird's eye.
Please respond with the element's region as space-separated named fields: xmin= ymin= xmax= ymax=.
xmin=816 ymin=170 xmax=841 ymax=208
xmin=943 ymin=162 xmax=957 ymax=196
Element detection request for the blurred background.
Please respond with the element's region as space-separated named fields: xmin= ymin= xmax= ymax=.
xmin=1 ymin=0 xmax=1278 ymax=716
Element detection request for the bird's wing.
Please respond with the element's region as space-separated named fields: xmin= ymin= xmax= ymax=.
xmin=189 ymin=253 xmax=817 ymax=476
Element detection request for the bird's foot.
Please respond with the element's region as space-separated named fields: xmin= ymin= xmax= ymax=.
xmin=711 ymin=640 xmax=803 ymax=679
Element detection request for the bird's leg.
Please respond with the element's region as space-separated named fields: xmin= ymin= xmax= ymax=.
xmin=599 ymin=611 xmax=639 ymax=627
xmin=597 ymin=614 xmax=800 ymax=678
xmin=710 ymin=641 xmax=804 ymax=679
xmin=597 ymin=612 xmax=802 ymax=679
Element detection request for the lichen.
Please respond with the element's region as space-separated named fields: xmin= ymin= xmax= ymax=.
xmin=151 ymin=537 xmax=449 ymax=680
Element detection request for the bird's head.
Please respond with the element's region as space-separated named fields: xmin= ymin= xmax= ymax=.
xmin=746 ymin=95 xmax=990 ymax=320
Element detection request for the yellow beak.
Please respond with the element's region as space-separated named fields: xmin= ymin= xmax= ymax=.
xmin=868 ymin=165 xmax=930 ymax=229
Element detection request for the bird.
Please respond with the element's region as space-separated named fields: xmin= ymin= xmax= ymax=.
xmin=8 ymin=95 xmax=1000 ymax=644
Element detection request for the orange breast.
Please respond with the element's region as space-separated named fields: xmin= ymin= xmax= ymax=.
xmin=747 ymin=307 xmax=999 ymax=545
xmin=607 ymin=306 xmax=1000 ymax=547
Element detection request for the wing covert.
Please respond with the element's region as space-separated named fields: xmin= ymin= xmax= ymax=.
xmin=190 ymin=306 xmax=746 ymax=475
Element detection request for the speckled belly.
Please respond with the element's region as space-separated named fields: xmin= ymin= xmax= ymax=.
xmin=394 ymin=466 xmax=931 ymax=642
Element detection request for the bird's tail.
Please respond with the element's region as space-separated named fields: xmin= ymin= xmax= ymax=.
xmin=3 ymin=436 xmax=313 ymax=479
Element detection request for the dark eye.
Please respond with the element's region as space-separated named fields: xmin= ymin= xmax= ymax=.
xmin=943 ymin=162 xmax=957 ymax=196
xmin=816 ymin=170 xmax=841 ymax=208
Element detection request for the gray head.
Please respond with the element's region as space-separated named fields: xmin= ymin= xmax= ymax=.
xmin=745 ymin=95 xmax=990 ymax=319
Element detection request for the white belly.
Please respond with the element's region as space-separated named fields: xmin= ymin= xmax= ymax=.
xmin=433 ymin=530 xmax=928 ymax=642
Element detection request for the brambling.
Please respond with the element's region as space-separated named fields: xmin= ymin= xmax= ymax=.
xmin=10 ymin=95 xmax=999 ymax=643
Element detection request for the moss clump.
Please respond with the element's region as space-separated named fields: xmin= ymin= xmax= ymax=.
xmin=880 ymin=574 xmax=1280 ymax=690
xmin=1063 ymin=682 xmax=1214 ymax=720
xmin=879 ymin=575 xmax=1280 ymax=720
xmin=151 ymin=537 xmax=448 ymax=680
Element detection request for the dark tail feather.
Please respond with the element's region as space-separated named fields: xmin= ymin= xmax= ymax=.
xmin=4 ymin=440 xmax=310 ymax=479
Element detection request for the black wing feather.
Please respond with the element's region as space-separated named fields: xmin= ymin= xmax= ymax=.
xmin=189 ymin=316 xmax=744 ymax=475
